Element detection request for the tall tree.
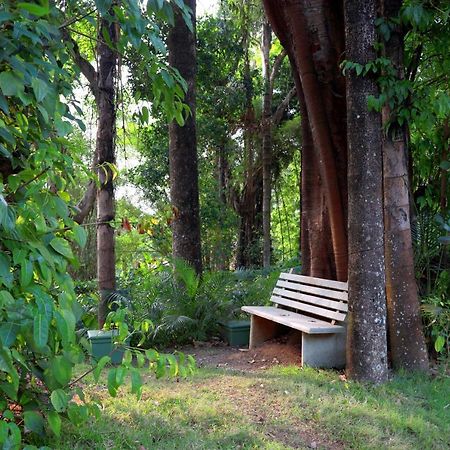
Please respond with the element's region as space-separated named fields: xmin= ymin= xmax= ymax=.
xmin=168 ymin=0 xmax=203 ymax=275
xmin=381 ymin=0 xmax=428 ymax=371
xmin=261 ymin=19 xmax=272 ymax=268
xmin=96 ymin=15 xmax=118 ymax=328
xmin=263 ymin=0 xmax=348 ymax=281
xmin=63 ymin=10 xmax=119 ymax=328
xmin=345 ymin=0 xmax=389 ymax=383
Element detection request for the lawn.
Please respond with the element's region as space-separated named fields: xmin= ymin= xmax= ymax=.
xmin=52 ymin=362 xmax=450 ymax=450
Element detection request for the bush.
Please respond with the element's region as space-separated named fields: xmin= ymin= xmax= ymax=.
xmin=120 ymin=260 xmax=286 ymax=347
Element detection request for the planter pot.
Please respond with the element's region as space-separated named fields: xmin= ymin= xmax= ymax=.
xmin=87 ymin=330 xmax=129 ymax=364
xmin=218 ymin=320 xmax=250 ymax=347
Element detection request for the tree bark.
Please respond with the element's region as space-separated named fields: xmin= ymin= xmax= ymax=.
xmin=263 ymin=0 xmax=348 ymax=281
xmin=96 ymin=16 xmax=118 ymax=328
xmin=381 ymin=0 xmax=429 ymax=371
xmin=345 ymin=0 xmax=389 ymax=383
xmin=168 ymin=0 xmax=203 ymax=275
xmin=262 ymin=19 xmax=272 ymax=268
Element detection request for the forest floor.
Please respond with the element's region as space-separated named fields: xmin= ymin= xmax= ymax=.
xmin=56 ymin=341 xmax=450 ymax=450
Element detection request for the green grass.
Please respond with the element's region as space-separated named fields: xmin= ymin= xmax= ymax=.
xmin=52 ymin=366 xmax=450 ymax=450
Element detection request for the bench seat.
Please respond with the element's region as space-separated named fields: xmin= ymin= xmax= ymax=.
xmin=241 ymin=272 xmax=348 ymax=368
xmin=241 ymin=306 xmax=345 ymax=334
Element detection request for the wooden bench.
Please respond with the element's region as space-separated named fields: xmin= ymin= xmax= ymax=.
xmin=241 ymin=272 xmax=348 ymax=368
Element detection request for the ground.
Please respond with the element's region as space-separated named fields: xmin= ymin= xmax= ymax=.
xmin=185 ymin=335 xmax=302 ymax=372
xmin=55 ymin=339 xmax=450 ymax=450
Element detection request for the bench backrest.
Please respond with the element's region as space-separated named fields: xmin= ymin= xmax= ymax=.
xmin=271 ymin=273 xmax=348 ymax=323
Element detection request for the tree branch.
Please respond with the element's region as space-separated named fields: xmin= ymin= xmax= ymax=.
xmin=269 ymin=49 xmax=287 ymax=94
xmin=73 ymin=180 xmax=97 ymax=224
xmin=271 ymin=86 xmax=296 ymax=128
xmin=60 ymin=28 xmax=99 ymax=100
xmin=407 ymin=43 xmax=422 ymax=82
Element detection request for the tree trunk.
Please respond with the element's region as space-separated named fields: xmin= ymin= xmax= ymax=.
xmin=168 ymin=0 xmax=203 ymax=275
xmin=235 ymin=170 xmax=263 ymax=268
xmin=263 ymin=0 xmax=348 ymax=281
xmin=381 ymin=0 xmax=429 ymax=371
xmin=440 ymin=120 xmax=449 ymax=212
xmin=345 ymin=0 xmax=388 ymax=383
xmin=96 ymin=16 xmax=118 ymax=328
xmin=262 ymin=19 xmax=272 ymax=268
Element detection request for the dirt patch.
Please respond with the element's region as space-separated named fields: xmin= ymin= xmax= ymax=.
xmin=181 ymin=334 xmax=301 ymax=372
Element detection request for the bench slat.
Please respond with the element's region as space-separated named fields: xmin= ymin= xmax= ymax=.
xmin=241 ymin=306 xmax=345 ymax=334
xmin=271 ymin=295 xmax=347 ymax=322
xmin=276 ymin=279 xmax=348 ymax=301
xmin=272 ymin=287 xmax=348 ymax=312
xmin=279 ymin=273 xmax=348 ymax=291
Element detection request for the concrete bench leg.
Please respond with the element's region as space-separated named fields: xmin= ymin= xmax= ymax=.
xmin=301 ymin=333 xmax=346 ymax=369
xmin=249 ymin=315 xmax=279 ymax=349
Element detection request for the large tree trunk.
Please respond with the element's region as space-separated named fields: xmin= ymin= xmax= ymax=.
xmin=262 ymin=19 xmax=272 ymax=268
xmin=263 ymin=0 xmax=348 ymax=281
xmin=96 ymin=16 xmax=118 ymax=328
xmin=345 ymin=0 xmax=388 ymax=383
xmin=381 ymin=0 xmax=429 ymax=371
xmin=168 ymin=0 xmax=203 ymax=275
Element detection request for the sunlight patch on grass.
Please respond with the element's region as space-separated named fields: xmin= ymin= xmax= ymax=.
xmin=54 ymin=365 xmax=450 ymax=450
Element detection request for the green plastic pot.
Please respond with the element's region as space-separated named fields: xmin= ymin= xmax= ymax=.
xmin=87 ymin=330 xmax=129 ymax=364
xmin=218 ymin=320 xmax=250 ymax=347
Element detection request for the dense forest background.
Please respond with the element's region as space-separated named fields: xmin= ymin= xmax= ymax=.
xmin=0 ymin=0 xmax=449 ymax=446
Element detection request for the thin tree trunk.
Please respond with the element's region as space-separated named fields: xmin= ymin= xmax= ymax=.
xmin=168 ymin=0 xmax=203 ymax=275
xmin=96 ymin=16 xmax=118 ymax=328
xmin=345 ymin=0 xmax=389 ymax=383
xmin=381 ymin=0 xmax=429 ymax=371
xmin=262 ymin=19 xmax=272 ymax=268
xmin=440 ymin=120 xmax=449 ymax=212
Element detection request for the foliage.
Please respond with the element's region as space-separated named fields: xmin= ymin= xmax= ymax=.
xmin=119 ymin=260 xmax=282 ymax=347
xmin=0 ymin=0 xmax=196 ymax=447
xmin=414 ymin=212 xmax=450 ymax=359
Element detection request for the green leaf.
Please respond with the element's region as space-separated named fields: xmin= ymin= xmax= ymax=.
xmin=72 ymin=224 xmax=87 ymax=248
xmin=33 ymin=312 xmax=49 ymax=348
xmin=0 ymin=323 xmax=19 ymax=347
xmin=155 ymin=356 xmax=166 ymax=379
xmin=54 ymin=309 xmax=75 ymax=348
xmin=93 ymin=355 xmax=111 ymax=382
xmin=122 ymin=349 xmax=132 ymax=366
xmin=24 ymin=411 xmax=44 ymax=434
xmin=136 ymin=352 xmax=145 ymax=368
xmin=17 ymin=2 xmax=50 ymax=16
xmin=0 ymin=348 xmax=19 ymax=393
xmin=130 ymin=369 xmax=143 ymax=400
xmin=20 ymin=258 xmax=33 ymax=288
xmin=49 ymin=237 xmax=74 ymax=259
xmin=0 ymin=72 xmax=24 ymax=97
xmin=435 ymin=335 xmax=445 ymax=353
xmin=47 ymin=411 xmax=61 ymax=437
xmin=50 ymin=389 xmax=68 ymax=412
xmin=107 ymin=368 xmax=118 ymax=397
xmin=31 ymin=78 xmax=50 ymax=102
xmin=0 ymin=254 xmax=13 ymax=289
xmin=145 ymin=348 xmax=159 ymax=362
xmin=50 ymin=355 xmax=72 ymax=386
